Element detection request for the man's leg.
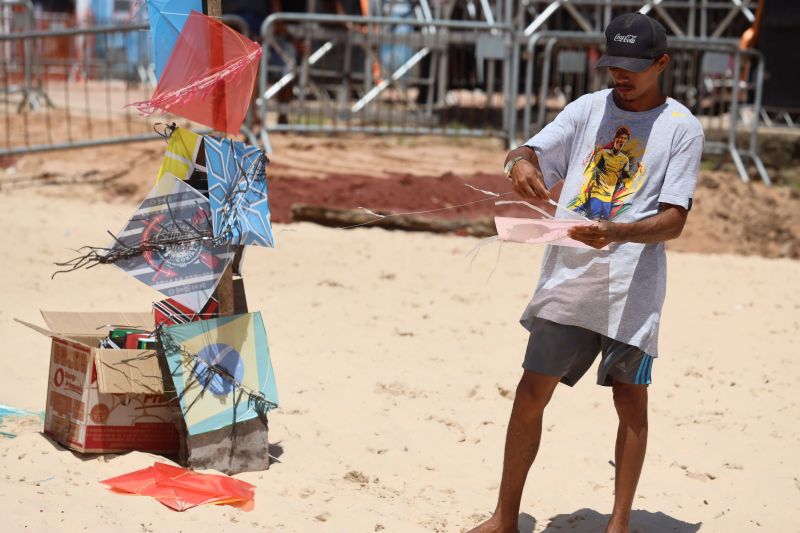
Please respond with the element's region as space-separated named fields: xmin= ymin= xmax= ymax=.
xmin=468 ymin=370 xmax=561 ymax=533
xmin=606 ymin=381 xmax=648 ymax=533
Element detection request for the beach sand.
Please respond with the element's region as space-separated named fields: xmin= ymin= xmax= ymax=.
xmin=0 ymin=137 xmax=799 ymax=532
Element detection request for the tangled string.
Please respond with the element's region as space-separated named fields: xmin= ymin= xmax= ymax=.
xmin=51 ymin=145 xmax=267 ymax=278
xmin=156 ymin=324 xmax=276 ymax=420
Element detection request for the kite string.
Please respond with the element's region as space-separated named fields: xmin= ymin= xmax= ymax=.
xmin=52 ymin=192 xmax=218 ymax=276
xmin=337 ymin=180 xmax=585 ymax=231
xmin=495 ymin=199 xmax=555 ymax=220
xmin=465 ymin=183 xmax=591 ymax=222
xmin=341 ymin=191 xmax=514 ymax=230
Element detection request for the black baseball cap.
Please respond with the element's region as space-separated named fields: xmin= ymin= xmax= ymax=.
xmin=594 ymin=13 xmax=667 ymax=72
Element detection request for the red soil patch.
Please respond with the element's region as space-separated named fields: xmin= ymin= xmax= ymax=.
xmin=268 ymin=171 xmax=536 ymax=223
xmin=268 ymin=170 xmax=800 ymax=259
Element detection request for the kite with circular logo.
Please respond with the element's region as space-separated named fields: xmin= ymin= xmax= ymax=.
xmin=158 ymin=311 xmax=278 ymax=436
xmin=107 ymin=174 xmax=235 ymax=311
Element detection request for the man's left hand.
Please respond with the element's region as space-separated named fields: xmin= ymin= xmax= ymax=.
xmin=568 ymin=221 xmax=619 ymax=249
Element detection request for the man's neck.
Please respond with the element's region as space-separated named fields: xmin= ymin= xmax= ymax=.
xmin=613 ymin=89 xmax=667 ymax=112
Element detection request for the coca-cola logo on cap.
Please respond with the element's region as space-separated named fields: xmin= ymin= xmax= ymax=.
xmin=614 ymin=33 xmax=637 ymax=44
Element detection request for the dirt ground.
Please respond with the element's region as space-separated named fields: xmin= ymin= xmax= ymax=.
xmin=1 ymin=132 xmax=799 ymax=533
xmin=1 ymin=133 xmax=798 ymax=259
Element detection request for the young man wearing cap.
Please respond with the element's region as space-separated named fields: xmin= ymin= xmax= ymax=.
xmin=468 ymin=13 xmax=703 ymax=533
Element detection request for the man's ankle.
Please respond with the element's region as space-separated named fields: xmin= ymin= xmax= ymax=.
xmin=490 ymin=509 xmax=519 ymax=530
xmin=605 ymin=512 xmax=630 ymax=533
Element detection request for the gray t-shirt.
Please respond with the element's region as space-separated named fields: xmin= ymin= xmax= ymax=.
xmin=520 ymin=89 xmax=704 ymax=357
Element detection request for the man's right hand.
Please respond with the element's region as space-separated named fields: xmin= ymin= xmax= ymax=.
xmin=510 ymin=158 xmax=550 ymax=201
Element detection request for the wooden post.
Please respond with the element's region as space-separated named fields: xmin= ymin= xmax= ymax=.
xmin=206 ymin=0 xmax=228 ymax=135
xmin=206 ymin=0 xmax=236 ymax=318
xmin=174 ymin=0 xmax=268 ymax=474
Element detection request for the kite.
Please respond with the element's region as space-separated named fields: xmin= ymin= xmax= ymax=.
xmin=130 ymin=10 xmax=262 ymax=135
xmin=101 ymin=461 xmax=255 ymax=511
xmin=493 ymin=197 xmax=601 ymax=249
xmin=105 ymin=174 xmax=234 ymax=311
xmin=155 ymin=126 xmax=209 ymax=195
xmin=494 ymin=217 xmax=598 ymax=249
xmin=205 ymin=136 xmax=274 ymax=247
xmin=145 ymin=0 xmax=202 ymax=80
xmin=158 ymin=312 xmax=278 ymax=436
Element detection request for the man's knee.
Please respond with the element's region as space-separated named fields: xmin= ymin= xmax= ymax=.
xmin=612 ymin=382 xmax=648 ymax=422
xmin=516 ymin=371 xmax=559 ymax=410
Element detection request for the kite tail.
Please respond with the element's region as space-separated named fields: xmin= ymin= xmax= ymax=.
xmin=52 ymin=227 xmax=216 ymax=278
xmin=127 ymin=47 xmax=263 ymax=116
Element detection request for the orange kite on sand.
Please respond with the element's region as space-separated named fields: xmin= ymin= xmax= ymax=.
xmin=101 ymin=462 xmax=255 ymax=511
xmin=129 ymin=10 xmax=261 ymax=135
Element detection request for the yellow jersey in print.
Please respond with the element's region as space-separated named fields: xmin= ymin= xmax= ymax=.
xmin=584 ymin=148 xmax=630 ymax=202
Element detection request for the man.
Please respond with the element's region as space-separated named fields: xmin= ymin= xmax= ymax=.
xmin=468 ymin=13 xmax=703 ymax=533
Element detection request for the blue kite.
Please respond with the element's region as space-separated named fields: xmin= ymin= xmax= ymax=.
xmin=205 ymin=137 xmax=275 ymax=247
xmin=146 ymin=0 xmax=202 ymax=80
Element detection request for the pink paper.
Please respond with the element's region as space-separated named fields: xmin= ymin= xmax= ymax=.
xmin=494 ymin=217 xmax=602 ymax=249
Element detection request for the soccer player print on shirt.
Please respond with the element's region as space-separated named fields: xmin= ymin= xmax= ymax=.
xmin=568 ymin=125 xmax=647 ymax=220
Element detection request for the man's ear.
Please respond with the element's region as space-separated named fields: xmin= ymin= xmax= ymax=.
xmin=656 ymin=53 xmax=670 ymax=73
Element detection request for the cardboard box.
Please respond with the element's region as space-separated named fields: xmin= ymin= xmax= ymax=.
xmin=17 ymin=311 xmax=179 ymax=454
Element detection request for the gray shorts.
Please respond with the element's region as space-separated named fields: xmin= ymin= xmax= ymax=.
xmin=523 ymin=318 xmax=654 ymax=387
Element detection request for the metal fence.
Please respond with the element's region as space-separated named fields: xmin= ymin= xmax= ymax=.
xmin=0 ymin=0 xmax=33 ymax=32
xmin=0 ymin=15 xmax=256 ymax=157
xmin=518 ymin=0 xmax=757 ymax=39
xmin=0 ymin=22 xmax=160 ymax=155
xmin=0 ymin=4 xmax=776 ymax=184
xmin=256 ymin=13 xmax=515 ymax=150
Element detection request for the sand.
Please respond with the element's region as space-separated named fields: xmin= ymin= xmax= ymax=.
xmin=0 ymin=136 xmax=799 ymax=532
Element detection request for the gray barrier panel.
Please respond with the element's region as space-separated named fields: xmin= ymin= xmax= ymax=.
xmin=0 ymin=8 xmax=772 ymax=185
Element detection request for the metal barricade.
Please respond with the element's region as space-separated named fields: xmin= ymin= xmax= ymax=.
xmin=514 ymin=31 xmax=770 ymax=184
xmin=0 ymin=23 xmax=159 ymax=156
xmin=760 ymin=109 xmax=800 ymax=129
xmin=0 ymin=6 xmax=775 ymax=185
xmin=1 ymin=0 xmax=35 ymax=108
xmin=518 ymin=0 xmax=757 ymax=39
xmin=257 ymin=13 xmax=514 ymax=149
xmin=0 ymin=15 xmax=257 ymax=157
xmin=0 ymin=0 xmax=33 ymax=31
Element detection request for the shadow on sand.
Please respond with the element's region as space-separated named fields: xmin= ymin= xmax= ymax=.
xmin=517 ymin=509 xmax=701 ymax=532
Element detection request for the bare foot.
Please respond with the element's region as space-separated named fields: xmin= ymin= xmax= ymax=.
xmin=466 ymin=514 xmax=517 ymax=533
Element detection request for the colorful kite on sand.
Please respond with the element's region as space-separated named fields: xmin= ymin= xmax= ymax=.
xmin=159 ymin=312 xmax=278 ymax=436
xmin=205 ymin=136 xmax=274 ymax=247
xmin=131 ymin=10 xmax=262 ymax=135
xmin=101 ymin=461 xmax=255 ymax=511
